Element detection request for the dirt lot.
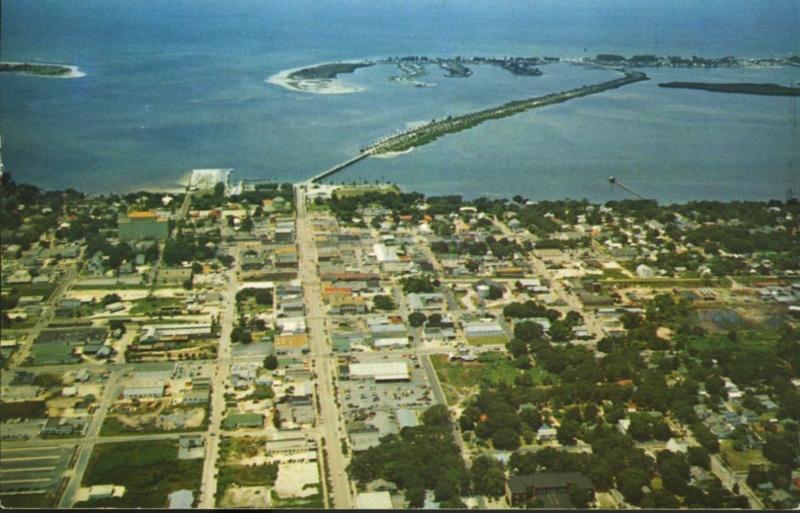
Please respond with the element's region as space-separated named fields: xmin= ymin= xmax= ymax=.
xmin=219 ymin=485 xmax=271 ymax=508
xmin=273 ymin=462 xmax=319 ymax=498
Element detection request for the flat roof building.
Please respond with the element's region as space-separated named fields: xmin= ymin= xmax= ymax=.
xmin=348 ymin=362 xmax=410 ymax=382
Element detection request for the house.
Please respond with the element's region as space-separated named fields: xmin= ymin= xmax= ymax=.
xmin=505 ymin=472 xmax=592 ymax=507
xmin=536 ymin=423 xmax=557 ymax=442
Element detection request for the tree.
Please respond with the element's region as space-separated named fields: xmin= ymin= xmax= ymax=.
xmin=507 ymin=338 xmax=529 ymax=359
xmin=405 ymin=487 xmax=425 ymax=508
xmin=408 ymin=312 xmax=427 ymax=327
xmin=422 ymin=404 xmax=451 ymax=427
xmin=519 ymin=408 xmax=543 ymax=430
xmin=762 ymin=434 xmax=797 ymax=466
xmin=191 ymin=261 xmax=203 ymax=274
xmin=373 ymin=295 xmax=396 ymax=311
xmin=492 ymin=427 xmax=520 ymax=451
xmin=272 ymin=408 xmax=282 ymax=428
xmin=470 ymin=456 xmax=506 ymax=498
xmin=514 ymin=321 xmax=544 ymax=343
xmin=264 ymin=354 xmax=278 ymax=370
xmin=617 ymin=468 xmax=649 ymax=505
xmin=567 ymin=483 xmax=593 ymax=508
xmin=687 ymin=446 xmax=710 ymax=470
xmin=102 ymin=293 xmax=122 ymax=305
xmin=557 ymin=419 xmax=580 ymax=445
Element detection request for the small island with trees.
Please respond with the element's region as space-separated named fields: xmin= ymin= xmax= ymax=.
xmin=1 ymin=61 xmax=83 ymax=78
xmin=658 ymin=82 xmax=800 ymax=97
xmin=287 ymin=62 xmax=374 ymax=81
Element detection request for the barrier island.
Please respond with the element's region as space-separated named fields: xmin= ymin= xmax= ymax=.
xmin=364 ymin=71 xmax=649 ymax=154
xmin=658 ymin=82 xmax=800 ymax=96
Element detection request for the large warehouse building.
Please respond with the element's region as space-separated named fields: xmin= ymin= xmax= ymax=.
xmin=348 ymin=361 xmax=410 ymax=382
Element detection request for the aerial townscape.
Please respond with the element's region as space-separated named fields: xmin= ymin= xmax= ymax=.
xmin=1 ymin=0 xmax=800 ymax=511
xmin=1 ymin=163 xmax=799 ymax=509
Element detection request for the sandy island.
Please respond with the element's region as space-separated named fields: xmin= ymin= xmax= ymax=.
xmin=1 ymin=61 xmax=85 ymax=78
xmin=266 ymin=62 xmax=365 ymax=94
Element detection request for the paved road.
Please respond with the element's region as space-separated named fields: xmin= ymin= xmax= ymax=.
xmin=197 ymin=246 xmax=239 ymax=508
xmin=296 ymin=185 xmax=353 ymax=509
xmin=57 ymin=367 xmax=123 ymax=507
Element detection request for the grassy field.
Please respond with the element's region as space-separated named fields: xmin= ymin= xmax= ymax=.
xmin=720 ymin=440 xmax=768 ymax=472
xmin=432 ymin=353 xmax=554 ymax=404
xmin=467 ymin=335 xmax=509 ymax=346
xmin=77 ymin=439 xmax=202 ymax=508
xmin=129 ymin=297 xmax=182 ymax=316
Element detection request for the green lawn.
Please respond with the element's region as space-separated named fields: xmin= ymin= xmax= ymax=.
xmin=720 ymin=440 xmax=768 ymax=472
xmin=467 ymin=335 xmax=509 ymax=346
xmin=77 ymin=439 xmax=202 ymax=508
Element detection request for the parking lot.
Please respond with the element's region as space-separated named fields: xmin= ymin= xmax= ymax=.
xmin=337 ymin=356 xmax=434 ymax=414
xmin=0 ymin=444 xmax=76 ymax=496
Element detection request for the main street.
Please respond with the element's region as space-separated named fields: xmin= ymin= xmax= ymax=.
xmin=197 ymin=245 xmax=239 ymax=508
xmin=295 ymin=185 xmax=353 ymax=509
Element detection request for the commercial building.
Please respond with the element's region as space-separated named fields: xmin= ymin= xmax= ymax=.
xmin=122 ymin=382 xmax=166 ymax=399
xmin=348 ymin=362 xmax=410 ymax=382
xmin=118 ymin=211 xmax=170 ymax=241
xmin=463 ymin=321 xmax=505 ymax=338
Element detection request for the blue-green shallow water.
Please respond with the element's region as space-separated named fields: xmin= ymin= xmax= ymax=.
xmin=1 ymin=0 xmax=798 ymax=201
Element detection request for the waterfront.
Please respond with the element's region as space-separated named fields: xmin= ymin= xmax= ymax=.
xmin=0 ymin=0 xmax=798 ymax=200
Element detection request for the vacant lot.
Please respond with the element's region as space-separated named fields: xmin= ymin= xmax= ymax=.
xmin=466 ymin=335 xmax=508 ymax=346
xmin=720 ymin=440 xmax=768 ymax=472
xmin=78 ymin=439 xmax=202 ymax=508
xmin=432 ymin=353 xmax=555 ymax=405
xmin=100 ymin=403 xmax=207 ymax=436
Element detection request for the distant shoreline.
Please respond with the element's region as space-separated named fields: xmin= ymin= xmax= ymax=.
xmin=0 ymin=61 xmax=85 ymax=78
xmin=658 ymin=81 xmax=800 ymax=96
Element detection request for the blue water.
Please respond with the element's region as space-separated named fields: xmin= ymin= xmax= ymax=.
xmin=1 ymin=0 xmax=799 ymax=201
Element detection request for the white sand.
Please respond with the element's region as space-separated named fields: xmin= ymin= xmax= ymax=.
xmin=371 ymin=147 xmax=414 ymax=159
xmin=266 ymin=63 xmax=364 ymax=95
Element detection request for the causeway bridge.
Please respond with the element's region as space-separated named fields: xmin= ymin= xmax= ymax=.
xmin=304 ymin=151 xmax=372 ymax=184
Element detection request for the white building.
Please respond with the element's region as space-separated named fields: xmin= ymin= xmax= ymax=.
xmin=356 ymin=491 xmax=393 ymax=509
xmin=349 ymin=362 xmax=410 ymax=382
